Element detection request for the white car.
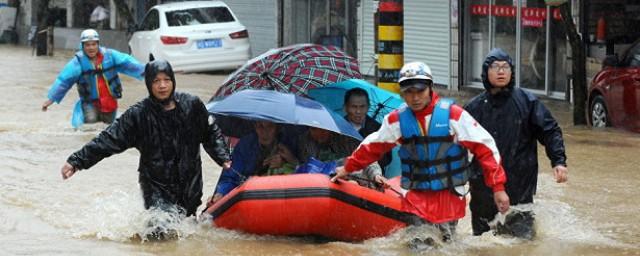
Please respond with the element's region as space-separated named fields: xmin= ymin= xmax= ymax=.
xmin=129 ymin=1 xmax=251 ymax=72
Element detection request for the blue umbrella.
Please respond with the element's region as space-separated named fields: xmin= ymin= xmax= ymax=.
xmin=206 ymin=89 xmax=363 ymax=141
xmin=307 ymin=79 xmax=405 ymax=123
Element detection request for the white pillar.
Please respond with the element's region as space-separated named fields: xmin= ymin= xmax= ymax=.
xmin=110 ymin=0 xmax=116 ymax=29
xmin=66 ymin=0 xmax=72 ymax=28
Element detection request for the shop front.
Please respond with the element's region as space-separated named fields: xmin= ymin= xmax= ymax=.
xmin=462 ymin=0 xmax=569 ymax=99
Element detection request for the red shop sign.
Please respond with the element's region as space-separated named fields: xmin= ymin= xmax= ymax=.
xmin=471 ymin=4 xmax=561 ymax=20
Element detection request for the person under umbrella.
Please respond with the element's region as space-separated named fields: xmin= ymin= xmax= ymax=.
xmin=207 ymin=89 xmax=364 ymax=141
xmin=296 ymin=126 xmax=386 ymax=189
xmin=308 ymin=79 xmax=405 ymax=124
xmin=209 ymin=120 xmax=298 ymax=205
xmin=308 ymin=79 xmax=406 ymax=176
xmin=342 ymin=88 xmax=393 ymax=172
xmin=206 ymin=90 xmax=387 ymax=205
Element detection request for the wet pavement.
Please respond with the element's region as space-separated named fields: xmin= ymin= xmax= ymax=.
xmin=1 ymin=45 xmax=639 ymax=255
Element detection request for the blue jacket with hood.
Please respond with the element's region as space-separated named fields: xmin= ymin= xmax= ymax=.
xmin=47 ymin=46 xmax=144 ymax=104
xmin=464 ymin=48 xmax=567 ymax=206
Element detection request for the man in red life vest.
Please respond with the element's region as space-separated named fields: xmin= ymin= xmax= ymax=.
xmin=332 ymin=61 xmax=510 ymax=242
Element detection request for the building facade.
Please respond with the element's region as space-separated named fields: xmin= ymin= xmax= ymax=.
xmin=358 ymin=0 xmax=455 ymax=88
xmin=12 ymin=0 xmax=639 ymax=102
xmin=356 ymin=0 xmax=638 ymax=100
xmin=460 ymin=0 xmax=639 ymax=100
xmin=461 ymin=0 xmax=570 ymax=99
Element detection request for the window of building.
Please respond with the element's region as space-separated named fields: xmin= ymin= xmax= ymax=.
xmin=519 ymin=0 xmax=547 ymax=91
xmin=72 ymin=1 xmax=111 ymax=29
xmin=284 ymin=0 xmax=358 ymax=57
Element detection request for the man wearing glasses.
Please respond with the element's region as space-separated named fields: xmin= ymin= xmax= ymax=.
xmin=464 ymin=48 xmax=568 ymax=240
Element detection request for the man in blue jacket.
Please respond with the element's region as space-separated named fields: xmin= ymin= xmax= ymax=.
xmin=41 ymin=29 xmax=144 ymax=126
xmin=209 ymin=121 xmax=298 ymax=204
xmin=464 ymin=48 xmax=569 ymax=239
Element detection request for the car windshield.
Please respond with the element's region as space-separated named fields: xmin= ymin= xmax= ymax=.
xmin=166 ymin=7 xmax=235 ymax=27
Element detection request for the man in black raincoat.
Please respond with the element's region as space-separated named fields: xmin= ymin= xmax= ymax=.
xmin=464 ymin=48 xmax=568 ymax=239
xmin=60 ymin=60 xmax=231 ymax=217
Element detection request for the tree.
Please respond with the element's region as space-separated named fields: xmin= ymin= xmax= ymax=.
xmin=34 ymin=0 xmax=52 ymax=56
xmin=35 ymin=0 xmax=50 ymax=31
xmin=555 ymin=2 xmax=587 ymax=125
xmin=112 ymin=0 xmax=136 ymax=31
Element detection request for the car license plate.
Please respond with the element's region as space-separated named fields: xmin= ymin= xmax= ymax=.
xmin=197 ymin=39 xmax=222 ymax=49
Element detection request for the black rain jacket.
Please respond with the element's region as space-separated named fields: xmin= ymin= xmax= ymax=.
xmin=67 ymin=60 xmax=230 ymax=216
xmin=464 ymin=48 xmax=567 ymax=205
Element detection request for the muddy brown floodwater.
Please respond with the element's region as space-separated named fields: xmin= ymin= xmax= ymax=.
xmin=1 ymin=45 xmax=638 ymax=255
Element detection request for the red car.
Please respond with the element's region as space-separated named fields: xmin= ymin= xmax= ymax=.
xmin=588 ymin=40 xmax=640 ymax=132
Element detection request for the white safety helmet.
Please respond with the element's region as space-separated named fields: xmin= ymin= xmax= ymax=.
xmin=398 ymin=61 xmax=433 ymax=85
xmin=80 ymin=29 xmax=100 ymax=42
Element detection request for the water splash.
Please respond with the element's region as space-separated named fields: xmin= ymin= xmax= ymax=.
xmin=56 ymin=190 xmax=206 ymax=243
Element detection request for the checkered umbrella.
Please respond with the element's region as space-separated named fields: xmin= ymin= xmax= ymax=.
xmin=212 ymin=44 xmax=362 ymax=100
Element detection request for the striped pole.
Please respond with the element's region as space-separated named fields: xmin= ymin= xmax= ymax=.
xmin=376 ymin=0 xmax=403 ymax=93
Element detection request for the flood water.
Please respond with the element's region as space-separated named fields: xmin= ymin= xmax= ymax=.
xmin=1 ymin=45 xmax=639 ymax=255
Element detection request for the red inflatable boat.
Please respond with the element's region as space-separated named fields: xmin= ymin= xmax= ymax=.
xmin=203 ymin=173 xmax=415 ymax=241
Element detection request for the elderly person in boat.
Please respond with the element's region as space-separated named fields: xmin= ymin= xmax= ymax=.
xmin=209 ymin=120 xmax=298 ymax=204
xmin=297 ymin=127 xmax=386 ymax=188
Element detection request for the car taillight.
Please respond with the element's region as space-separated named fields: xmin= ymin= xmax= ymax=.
xmin=229 ymin=30 xmax=248 ymax=39
xmin=161 ymin=36 xmax=188 ymax=45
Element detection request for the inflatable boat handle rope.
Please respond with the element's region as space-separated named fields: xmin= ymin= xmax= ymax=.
xmin=336 ymin=174 xmax=404 ymax=197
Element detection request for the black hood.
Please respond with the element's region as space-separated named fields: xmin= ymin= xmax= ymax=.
xmin=144 ymin=59 xmax=176 ymax=106
xmin=481 ymin=48 xmax=515 ymax=91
